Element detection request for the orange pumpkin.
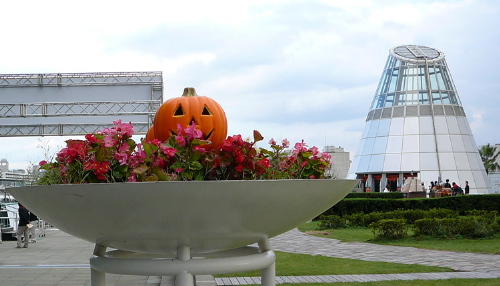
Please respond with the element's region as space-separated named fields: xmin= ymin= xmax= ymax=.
xmin=153 ymin=87 xmax=227 ymax=149
xmin=144 ymin=126 xmax=156 ymax=142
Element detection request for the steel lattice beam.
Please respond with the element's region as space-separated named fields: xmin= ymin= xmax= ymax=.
xmin=0 ymin=71 xmax=163 ymax=137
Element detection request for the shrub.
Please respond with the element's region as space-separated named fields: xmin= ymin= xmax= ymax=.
xmin=424 ymin=208 xmax=459 ymax=219
xmin=370 ymin=219 xmax=408 ymax=240
xmin=343 ymin=212 xmax=367 ymax=227
xmin=413 ymin=217 xmax=496 ymax=239
xmin=317 ymin=215 xmax=345 ymax=230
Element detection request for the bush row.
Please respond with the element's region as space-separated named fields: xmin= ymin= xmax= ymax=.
xmin=345 ymin=193 xmax=405 ymax=199
xmin=318 ymin=208 xmax=460 ymax=229
xmin=371 ymin=214 xmax=500 ymax=240
xmin=318 ymin=209 xmax=500 ymax=240
xmin=320 ymin=194 xmax=500 ymax=217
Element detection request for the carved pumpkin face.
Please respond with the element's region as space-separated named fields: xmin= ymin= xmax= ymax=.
xmin=153 ymin=87 xmax=227 ymax=149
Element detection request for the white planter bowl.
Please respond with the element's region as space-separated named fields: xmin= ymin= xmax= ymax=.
xmin=9 ymin=179 xmax=356 ymax=255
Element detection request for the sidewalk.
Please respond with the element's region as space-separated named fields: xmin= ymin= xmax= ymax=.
xmin=0 ymin=228 xmax=499 ymax=285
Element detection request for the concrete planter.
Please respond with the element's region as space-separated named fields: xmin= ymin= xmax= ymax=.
xmin=9 ymin=179 xmax=357 ymax=286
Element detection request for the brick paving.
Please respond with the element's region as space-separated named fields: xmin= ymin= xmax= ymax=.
xmin=0 ymin=228 xmax=499 ymax=285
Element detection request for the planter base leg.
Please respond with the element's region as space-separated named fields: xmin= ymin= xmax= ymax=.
xmin=259 ymin=238 xmax=276 ymax=286
xmin=91 ymin=244 xmax=107 ymax=286
xmin=175 ymin=270 xmax=194 ymax=286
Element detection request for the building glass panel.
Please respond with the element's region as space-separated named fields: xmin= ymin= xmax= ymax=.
xmin=434 ymin=117 xmax=449 ymax=134
xmin=373 ymin=136 xmax=389 ymax=154
xmin=383 ymin=153 xmax=402 ymax=171
xmin=420 ymin=152 xmax=439 ymax=170
xmin=446 ymin=117 xmax=460 ymax=134
xmin=419 ymin=117 xmax=434 ymax=134
xmin=439 ymin=153 xmax=457 ymax=170
xmin=386 ymin=135 xmax=403 ymax=153
xmin=367 ymin=120 xmax=380 ymax=138
xmin=377 ymin=119 xmax=391 ymax=136
xmin=420 ymin=134 xmax=437 ymax=152
xmin=402 ymin=135 xmax=419 ymax=153
xmin=454 ymin=153 xmax=470 ymax=170
xmin=368 ymin=154 xmax=385 ymax=171
xmin=403 ymin=117 xmax=419 ymax=135
xmin=401 ymin=153 xmax=419 ymax=172
xmin=362 ymin=137 xmax=376 ymax=155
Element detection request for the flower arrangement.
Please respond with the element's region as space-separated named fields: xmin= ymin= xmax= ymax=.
xmin=37 ymin=120 xmax=332 ymax=184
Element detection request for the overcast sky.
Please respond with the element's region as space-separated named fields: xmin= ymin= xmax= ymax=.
xmin=1 ymin=0 xmax=499 ymax=170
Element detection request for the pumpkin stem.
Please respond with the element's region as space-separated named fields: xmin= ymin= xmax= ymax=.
xmin=182 ymin=87 xmax=198 ymax=97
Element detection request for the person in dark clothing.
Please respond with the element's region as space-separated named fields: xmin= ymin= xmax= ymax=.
xmin=16 ymin=203 xmax=30 ymax=248
xmin=452 ymin=182 xmax=463 ymax=196
xmin=443 ymin=179 xmax=451 ymax=188
xmin=464 ymin=181 xmax=470 ymax=194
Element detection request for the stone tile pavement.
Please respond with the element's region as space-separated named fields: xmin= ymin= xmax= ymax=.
xmin=0 ymin=228 xmax=499 ymax=285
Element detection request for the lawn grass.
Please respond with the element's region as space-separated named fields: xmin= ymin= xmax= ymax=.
xmin=298 ymin=221 xmax=500 ymax=254
xmin=215 ymin=250 xmax=452 ymax=278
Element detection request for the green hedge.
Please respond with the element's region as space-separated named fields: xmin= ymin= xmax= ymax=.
xmin=318 ymin=208 xmax=460 ymax=229
xmin=346 ymin=192 xmax=405 ymax=199
xmin=321 ymin=194 xmax=500 ymax=217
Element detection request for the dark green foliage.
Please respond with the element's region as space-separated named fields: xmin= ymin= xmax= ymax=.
xmin=318 ymin=208 xmax=452 ymax=229
xmin=424 ymin=208 xmax=459 ymax=219
xmin=317 ymin=215 xmax=344 ymax=230
xmin=370 ymin=219 xmax=408 ymax=240
xmin=318 ymin=208 xmax=500 ymax=240
xmin=346 ymin=192 xmax=405 ymax=199
xmin=413 ymin=217 xmax=496 ymax=239
xmin=320 ymin=194 xmax=500 ymax=217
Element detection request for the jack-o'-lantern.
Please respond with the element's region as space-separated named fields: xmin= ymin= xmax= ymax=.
xmin=145 ymin=126 xmax=156 ymax=142
xmin=153 ymin=87 xmax=227 ymax=149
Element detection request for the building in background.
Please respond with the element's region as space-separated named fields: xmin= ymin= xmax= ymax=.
xmin=486 ymin=144 xmax=500 ymax=194
xmin=323 ymin=146 xmax=350 ymax=179
xmin=0 ymin=158 xmax=30 ymax=189
xmin=348 ymin=45 xmax=490 ymax=194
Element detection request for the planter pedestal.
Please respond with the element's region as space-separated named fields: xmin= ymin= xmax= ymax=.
xmin=90 ymin=238 xmax=276 ymax=286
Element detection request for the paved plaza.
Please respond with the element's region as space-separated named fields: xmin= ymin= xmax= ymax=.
xmin=0 ymin=228 xmax=499 ymax=285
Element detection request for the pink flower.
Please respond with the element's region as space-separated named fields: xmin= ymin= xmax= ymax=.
xmin=103 ymin=135 xmax=116 ymax=148
xmin=175 ymin=135 xmax=186 ymax=146
xmin=114 ymin=152 xmax=129 ymax=165
xmin=293 ymin=140 xmax=308 ymax=154
xmin=281 ymin=139 xmax=290 ymax=148
xmin=161 ymin=146 xmax=177 ymax=157
xmin=269 ymin=138 xmax=277 ymax=145
xmin=127 ymin=174 xmax=138 ymax=182
xmin=184 ymin=122 xmax=203 ymax=140
xmin=39 ymin=160 xmax=47 ymax=166
xmin=174 ymin=167 xmax=183 ymax=173
xmin=193 ymin=146 xmax=206 ymax=153
xmin=112 ymin=119 xmax=135 ymax=137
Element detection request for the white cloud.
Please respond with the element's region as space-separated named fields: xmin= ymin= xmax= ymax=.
xmin=1 ymin=0 xmax=499 ymax=170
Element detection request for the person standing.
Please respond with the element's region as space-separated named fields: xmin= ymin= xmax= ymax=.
xmin=443 ymin=179 xmax=452 ymax=188
xmin=464 ymin=181 xmax=470 ymax=194
xmin=16 ymin=203 xmax=30 ymax=248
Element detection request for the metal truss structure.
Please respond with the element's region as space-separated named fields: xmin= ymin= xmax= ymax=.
xmin=0 ymin=71 xmax=163 ymax=136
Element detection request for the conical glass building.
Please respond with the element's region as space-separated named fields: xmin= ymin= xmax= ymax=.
xmin=348 ymin=45 xmax=490 ymax=194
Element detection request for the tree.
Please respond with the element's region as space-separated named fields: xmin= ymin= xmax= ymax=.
xmin=478 ymin=144 xmax=500 ymax=174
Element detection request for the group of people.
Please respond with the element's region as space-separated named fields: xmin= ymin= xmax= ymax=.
xmin=431 ymin=179 xmax=470 ymax=196
xmin=16 ymin=203 xmax=38 ymax=248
